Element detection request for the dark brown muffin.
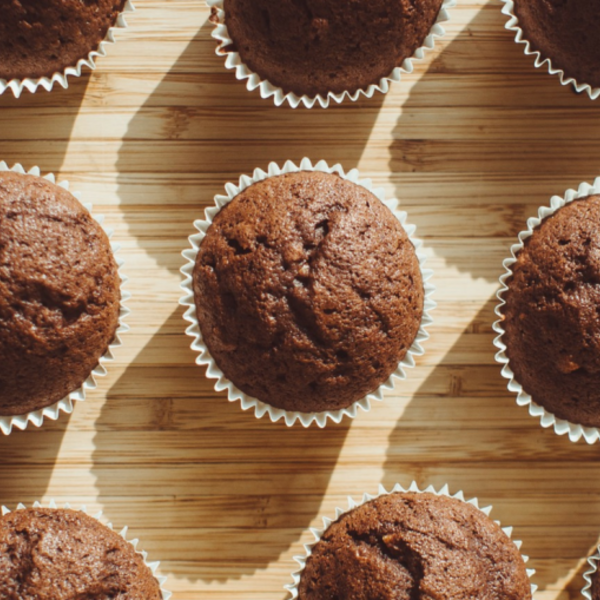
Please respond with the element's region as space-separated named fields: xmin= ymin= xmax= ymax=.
xmin=298 ymin=492 xmax=532 ymax=600
xmin=0 ymin=507 xmax=162 ymax=599
xmin=0 ymin=0 xmax=127 ymax=81
xmin=223 ymin=0 xmax=444 ymax=97
xmin=513 ymin=0 xmax=600 ymax=89
xmin=193 ymin=170 xmax=424 ymax=414
xmin=0 ymin=171 xmax=121 ymax=417
xmin=501 ymin=195 xmax=600 ymax=428
xmin=591 ymin=564 xmax=600 ymax=600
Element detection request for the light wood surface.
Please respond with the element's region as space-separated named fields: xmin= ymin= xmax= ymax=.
xmin=2 ymin=1 xmax=600 ymax=598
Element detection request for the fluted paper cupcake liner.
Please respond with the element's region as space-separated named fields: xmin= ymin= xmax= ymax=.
xmin=493 ymin=177 xmax=600 ymax=444
xmin=207 ymin=0 xmax=455 ymax=108
xmin=180 ymin=158 xmax=435 ymax=427
xmin=0 ymin=1 xmax=134 ymax=98
xmin=500 ymin=1 xmax=600 ymax=101
xmin=0 ymin=161 xmax=131 ymax=435
xmin=285 ymin=481 xmax=537 ymax=598
xmin=1 ymin=500 xmax=171 ymax=599
xmin=583 ymin=545 xmax=600 ymax=600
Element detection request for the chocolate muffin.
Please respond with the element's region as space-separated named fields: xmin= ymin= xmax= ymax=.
xmin=222 ymin=0 xmax=445 ymax=97
xmin=298 ymin=492 xmax=532 ymax=600
xmin=193 ymin=170 xmax=424 ymax=414
xmin=0 ymin=0 xmax=127 ymax=81
xmin=512 ymin=0 xmax=600 ymax=89
xmin=0 ymin=171 xmax=121 ymax=417
xmin=0 ymin=507 xmax=162 ymax=599
xmin=501 ymin=195 xmax=600 ymax=428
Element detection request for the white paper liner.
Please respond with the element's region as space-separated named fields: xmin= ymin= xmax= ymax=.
xmin=583 ymin=545 xmax=600 ymax=600
xmin=207 ymin=0 xmax=455 ymax=109
xmin=285 ymin=481 xmax=537 ymax=599
xmin=0 ymin=161 xmax=131 ymax=435
xmin=1 ymin=500 xmax=171 ymax=599
xmin=180 ymin=158 xmax=435 ymax=428
xmin=493 ymin=177 xmax=600 ymax=445
xmin=500 ymin=1 xmax=600 ymax=101
xmin=0 ymin=1 xmax=135 ymax=98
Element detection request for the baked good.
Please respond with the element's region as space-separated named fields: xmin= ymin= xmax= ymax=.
xmin=0 ymin=170 xmax=121 ymax=416
xmin=501 ymin=195 xmax=600 ymax=428
xmin=0 ymin=507 xmax=162 ymax=599
xmin=0 ymin=0 xmax=127 ymax=81
xmin=297 ymin=492 xmax=532 ymax=600
xmin=193 ymin=170 xmax=424 ymax=414
xmin=222 ymin=0 xmax=445 ymax=97
xmin=591 ymin=563 xmax=600 ymax=600
xmin=512 ymin=0 xmax=600 ymax=89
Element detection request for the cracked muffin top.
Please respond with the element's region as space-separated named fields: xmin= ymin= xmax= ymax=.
xmin=222 ymin=0 xmax=445 ymax=97
xmin=513 ymin=0 xmax=600 ymax=89
xmin=0 ymin=0 xmax=127 ymax=81
xmin=0 ymin=507 xmax=162 ymax=599
xmin=501 ymin=195 xmax=600 ymax=428
xmin=298 ymin=492 xmax=532 ymax=600
xmin=0 ymin=171 xmax=121 ymax=416
xmin=192 ymin=170 xmax=424 ymax=414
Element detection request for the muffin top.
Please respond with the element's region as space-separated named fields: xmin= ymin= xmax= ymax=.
xmin=0 ymin=508 xmax=162 ymax=599
xmin=298 ymin=492 xmax=532 ymax=600
xmin=223 ymin=0 xmax=444 ymax=97
xmin=501 ymin=195 xmax=600 ymax=428
xmin=193 ymin=171 xmax=424 ymax=414
xmin=513 ymin=0 xmax=600 ymax=89
xmin=0 ymin=171 xmax=121 ymax=417
xmin=0 ymin=0 xmax=127 ymax=81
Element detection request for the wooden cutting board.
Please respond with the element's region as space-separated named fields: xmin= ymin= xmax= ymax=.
xmin=1 ymin=1 xmax=600 ymax=598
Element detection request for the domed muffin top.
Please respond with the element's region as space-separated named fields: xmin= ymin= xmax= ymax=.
xmin=0 ymin=0 xmax=127 ymax=81
xmin=0 ymin=171 xmax=121 ymax=416
xmin=298 ymin=492 xmax=532 ymax=600
xmin=193 ymin=170 xmax=424 ymax=414
xmin=0 ymin=508 xmax=162 ymax=599
xmin=223 ymin=0 xmax=444 ymax=96
xmin=501 ymin=195 xmax=600 ymax=428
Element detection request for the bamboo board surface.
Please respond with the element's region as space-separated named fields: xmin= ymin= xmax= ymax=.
xmin=1 ymin=1 xmax=600 ymax=598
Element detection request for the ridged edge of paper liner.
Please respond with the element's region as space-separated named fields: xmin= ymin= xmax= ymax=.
xmin=206 ymin=0 xmax=455 ymax=108
xmin=1 ymin=500 xmax=171 ymax=599
xmin=492 ymin=177 xmax=600 ymax=444
xmin=0 ymin=1 xmax=134 ymax=98
xmin=0 ymin=161 xmax=130 ymax=435
xmin=179 ymin=157 xmax=436 ymax=428
xmin=284 ymin=481 xmax=537 ymax=599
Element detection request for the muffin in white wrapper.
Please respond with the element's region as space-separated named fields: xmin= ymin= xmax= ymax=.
xmin=493 ymin=177 xmax=600 ymax=444
xmin=1 ymin=500 xmax=171 ymax=599
xmin=207 ymin=0 xmax=455 ymax=108
xmin=500 ymin=0 xmax=600 ymax=101
xmin=0 ymin=161 xmax=130 ymax=435
xmin=180 ymin=158 xmax=435 ymax=428
xmin=285 ymin=481 xmax=537 ymax=599
xmin=0 ymin=1 xmax=135 ymax=99
xmin=583 ymin=546 xmax=600 ymax=600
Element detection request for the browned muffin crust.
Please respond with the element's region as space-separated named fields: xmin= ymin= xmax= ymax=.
xmin=0 ymin=171 xmax=121 ymax=416
xmin=513 ymin=0 xmax=600 ymax=89
xmin=592 ymin=566 xmax=600 ymax=600
xmin=501 ymin=196 xmax=600 ymax=428
xmin=0 ymin=508 xmax=162 ymax=599
xmin=223 ymin=0 xmax=444 ymax=97
xmin=0 ymin=0 xmax=127 ymax=81
xmin=193 ymin=171 xmax=424 ymax=414
xmin=298 ymin=492 xmax=532 ymax=600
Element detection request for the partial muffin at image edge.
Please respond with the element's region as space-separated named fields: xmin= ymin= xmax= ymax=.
xmin=192 ymin=170 xmax=424 ymax=414
xmin=0 ymin=0 xmax=128 ymax=81
xmin=296 ymin=491 xmax=532 ymax=600
xmin=510 ymin=0 xmax=600 ymax=91
xmin=0 ymin=507 xmax=162 ymax=599
xmin=500 ymin=195 xmax=600 ymax=429
xmin=221 ymin=0 xmax=445 ymax=97
xmin=0 ymin=170 xmax=121 ymax=417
